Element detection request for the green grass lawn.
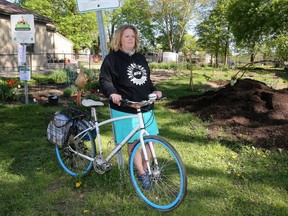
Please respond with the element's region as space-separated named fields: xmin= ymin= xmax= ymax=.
xmin=0 ymin=68 xmax=288 ymax=215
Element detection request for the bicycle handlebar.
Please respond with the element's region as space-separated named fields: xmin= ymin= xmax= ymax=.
xmin=120 ymin=93 xmax=166 ymax=109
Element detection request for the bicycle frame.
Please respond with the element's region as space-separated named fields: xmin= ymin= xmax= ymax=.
xmin=69 ymin=106 xmax=158 ymax=174
xmin=55 ymin=97 xmax=187 ymax=212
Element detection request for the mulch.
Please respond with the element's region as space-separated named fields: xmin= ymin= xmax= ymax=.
xmin=166 ymin=78 xmax=288 ymax=151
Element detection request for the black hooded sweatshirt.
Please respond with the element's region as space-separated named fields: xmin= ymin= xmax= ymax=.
xmin=99 ymin=50 xmax=157 ymax=113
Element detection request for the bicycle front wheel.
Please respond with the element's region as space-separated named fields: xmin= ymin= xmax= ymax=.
xmin=55 ymin=120 xmax=96 ymax=176
xmin=129 ymin=136 xmax=187 ymax=212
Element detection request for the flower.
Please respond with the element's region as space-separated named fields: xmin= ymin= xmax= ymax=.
xmin=0 ymin=79 xmax=19 ymax=101
xmin=231 ymin=152 xmax=237 ymax=159
xmin=72 ymin=94 xmax=78 ymax=100
xmin=75 ymin=182 xmax=81 ymax=188
xmin=6 ymin=79 xmax=17 ymax=88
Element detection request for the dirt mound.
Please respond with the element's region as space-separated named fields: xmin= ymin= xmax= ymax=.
xmin=167 ymin=78 xmax=288 ymax=151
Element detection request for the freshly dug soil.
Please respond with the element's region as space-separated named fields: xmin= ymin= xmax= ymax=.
xmin=166 ymin=78 xmax=288 ymax=151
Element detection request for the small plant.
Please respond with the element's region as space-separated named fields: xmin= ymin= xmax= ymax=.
xmin=0 ymin=79 xmax=19 ymax=101
xmin=65 ymin=68 xmax=78 ymax=85
xmin=83 ymin=69 xmax=99 ymax=91
xmin=63 ymin=85 xmax=77 ymax=98
xmin=48 ymin=69 xmax=67 ymax=83
xmin=86 ymin=92 xmax=100 ymax=101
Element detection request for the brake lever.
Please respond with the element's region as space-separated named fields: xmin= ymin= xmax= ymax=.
xmin=158 ymin=97 xmax=167 ymax=102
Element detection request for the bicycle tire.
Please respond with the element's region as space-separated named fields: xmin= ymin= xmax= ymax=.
xmin=129 ymin=135 xmax=187 ymax=211
xmin=55 ymin=120 xmax=96 ymax=176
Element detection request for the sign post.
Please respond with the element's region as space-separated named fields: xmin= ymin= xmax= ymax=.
xmin=76 ymin=0 xmax=123 ymax=168
xmin=76 ymin=0 xmax=120 ymax=60
xmin=96 ymin=11 xmax=108 ymax=59
xmin=11 ymin=14 xmax=35 ymax=105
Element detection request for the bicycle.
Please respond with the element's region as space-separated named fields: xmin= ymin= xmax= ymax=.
xmin=47 ymin=93 xmax=187 ymax=212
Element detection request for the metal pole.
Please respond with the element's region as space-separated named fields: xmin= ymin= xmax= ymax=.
xmin=20 ymin=43 xmax=29 ymax=105
xmin=96 ymin=10 xmax=124 ymax=168
xmin=96 ymin=11 xmax=108 ymax=60
xmin=24 ymin=63 xmax=29 ymax=105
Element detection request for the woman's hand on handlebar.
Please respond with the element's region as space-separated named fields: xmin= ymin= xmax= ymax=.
xmin=153 ymin=91 xmax=162 ymax=99
xmin=110 ymin=91 xmax=164 ymax=108
xmin=110 ymin=93 xmax=122 ymax=106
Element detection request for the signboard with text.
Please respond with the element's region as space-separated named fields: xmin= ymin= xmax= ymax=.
xmin=17 ymin=44 xmax=26 ymax=66
xmin=76 ymin=0 xmax=120 ymax=12
xmin=19 ymin=67 xmax=31 ymax=81
xmin=11 ymin=14 xmax=35 ymax=44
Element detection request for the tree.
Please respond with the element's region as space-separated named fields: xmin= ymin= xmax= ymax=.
xmin=107 ymin=0 xmax=155 ymax=51
xmin=181 ymin=34 xmax=199 ymax=89
xmin=266 ymin=34 xmax=288 ymax=63
xmin=196 ymin=0 xmax=231 ymax=67
xmin=265 ymin=0 xmax=288 ymax=36
xmin=266 ymin=0 xmax=288 ymax=63
xmin=151 ymin=0 xmax=201 ymax=52
xmin=226 ymin=0 xmax=286 ymax=62
xmin=19 ymin=0 xmax=99 ymax=51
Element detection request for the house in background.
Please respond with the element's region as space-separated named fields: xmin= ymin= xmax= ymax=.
xmin=0 ymin=0 xmax=74 ymax=73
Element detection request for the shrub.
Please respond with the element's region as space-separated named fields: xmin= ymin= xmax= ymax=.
xmin=86 ymin=92 xmax=100 ymax=101
xmin=83 ymin=69 xmax=99 ymax=91
xmin=48 ymin=69 xmax=68 ymax=83
xmin=63 ymin=85 xmax=77 ymax=98
xmin=0 ymin=79 xmax=19 ymax=101
xmin=149 ymin=62 xmax=191 ymax=70
xmin=66 ymin=68 xmax=78 ymax=85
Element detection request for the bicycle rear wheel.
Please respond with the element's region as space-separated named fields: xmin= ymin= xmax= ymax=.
xmin=55 ymin=120 xmax=96 ymax=176
xmin=129 ymin=136 xmax=187 ymax=212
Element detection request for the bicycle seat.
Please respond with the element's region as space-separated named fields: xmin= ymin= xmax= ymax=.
xmin=82 ymin=99 xmax=104 ymax=107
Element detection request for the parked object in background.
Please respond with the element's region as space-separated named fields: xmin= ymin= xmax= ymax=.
xmin=48 ymin=95 xmax=59 ymax=106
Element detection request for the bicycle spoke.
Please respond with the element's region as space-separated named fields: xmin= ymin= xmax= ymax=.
xmin=55 ymin=120 xmax=96 ymax=176
xmin=129 ymin=136 xmax=187 ymax=211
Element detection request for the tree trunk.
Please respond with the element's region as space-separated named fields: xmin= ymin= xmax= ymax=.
xmin=215 ymin=52 xmax=219 ymax=68
xmin=250 ymin=52 xmax=255 ymax=62
xmin=224 ymin=40 xmax=229 ymax=66
xmin=189 ymin=55 xmax=193 ymax=91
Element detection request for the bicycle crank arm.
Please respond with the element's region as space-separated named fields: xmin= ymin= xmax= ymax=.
xmin=68 ymin=146 xmax=94 ymax=161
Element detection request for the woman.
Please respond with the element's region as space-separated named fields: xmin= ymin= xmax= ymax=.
xmin=99 ymin=25 xmax=162 ymax=190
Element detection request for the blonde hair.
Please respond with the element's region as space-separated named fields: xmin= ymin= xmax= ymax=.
xmin=110 ymin=25 xmax=140 ymax=52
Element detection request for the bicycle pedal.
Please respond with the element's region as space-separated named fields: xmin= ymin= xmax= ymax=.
xmin=93 ymin=155 xmax=112 ymax=174
xmin=102 ymin=162 xmax=112 ymax=170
